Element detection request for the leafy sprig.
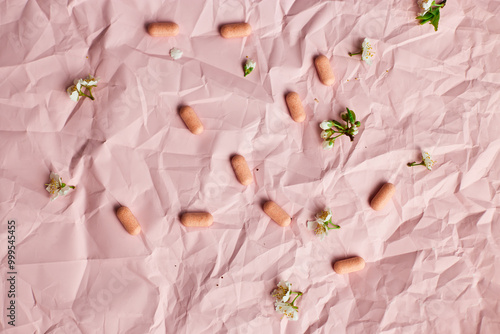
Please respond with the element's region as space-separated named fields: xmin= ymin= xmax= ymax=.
xmin=320 ymin=107 xmax=361 ymax=150
xmin=416 ymin=0 xmax=446 ymax=31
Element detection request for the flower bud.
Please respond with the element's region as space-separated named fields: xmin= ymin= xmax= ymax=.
xmin=320 ymin=121 xmax=333 ymax=130
xmin=320 ymin=130 xmax=331 ymax=139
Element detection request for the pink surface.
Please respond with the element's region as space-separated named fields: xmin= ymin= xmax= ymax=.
xmin=1 ymin=0 xmax=500 ymax=333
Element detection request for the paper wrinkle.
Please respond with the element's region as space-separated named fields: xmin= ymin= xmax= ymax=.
xmin=1 ymin=0 xmax=500 ymax=333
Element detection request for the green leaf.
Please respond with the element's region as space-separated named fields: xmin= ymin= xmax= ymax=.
xmin=332 ymin=120 xmax=344 ymax=130
xmin=416 ymin=12 xmax=433 ymax=22
xmin=416 ymin=1 xmax=445 ymax=31
xmin=430 ymin=10 xmax=440 ymax=31
xmin=346 ymin=107 xmax=355 ymax=124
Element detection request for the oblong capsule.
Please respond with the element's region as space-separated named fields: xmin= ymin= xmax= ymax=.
xmin=314 ymin=55 xmax=335 ymax=86
xmin=333 ymin=256 xmax=365 ymax=274
xmin=285 ymin=92 xmax=306 ymax=122
xmin=147 ymin=22 xmax=179 ymax=37
xmin=220 ymin=23 xmax=252 ymax=38
xmin=263 ymin=201 xmax=291 ymax=227
xmin=116 ymin=206 xmax=141 ymax=235
xmin=181 ymin=212 xmax=213 ymax=227
xmin=231 ymin=155 xmax=253 ymax=186
xmin=179 ymin=106 xmax=204 ymax=134
xmin=370 ymin=183 xmax=395 ymax=211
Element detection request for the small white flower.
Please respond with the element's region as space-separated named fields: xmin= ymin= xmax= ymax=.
xmin=246 ymin=59 xmax=256 ymax=68
xmin=320 ymin=130 xmax=331 ymax=139
xmin=74 ymin=77 xmax=87 ymax=90
xmin=271 ymin=281 xmax=292 ymax=302
xmin=82 ymin=74 xmax=99 ymax=87
xmin=307 ymin=220 xmax=328 ymax=240
xmin=422 ymin=152 xmax=436 ymax=170
xmin=45 ymin=172 xmax=74 ymax=201
xmin=67 ymin=85 xmax=80 ymax=102
xmin=361 ymin=38 xmax=375 ymax=66
xmin=322 ymin=140 xmax=334 ymax=150
xmin=275 ymin=301 xmax=299 ymax=321
xmin=170 ymin=47 xmax=183 ymax=60
xmin=320 ymin=121 xmax=333 ymax=130
xmin=418 ymin=0 xmax=434 ymax=15
xmin=315 ymin=208 xmax=332 ymax=223
xmin=244 ymin=58 xmax=256 ymax=77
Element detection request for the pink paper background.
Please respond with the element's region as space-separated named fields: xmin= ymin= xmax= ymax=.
xmin=1 ymin=0 xmax=500 ymax=333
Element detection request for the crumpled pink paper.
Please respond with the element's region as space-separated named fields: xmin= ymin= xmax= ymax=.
xmin=1 ymin=0 xmax=499 ymax=333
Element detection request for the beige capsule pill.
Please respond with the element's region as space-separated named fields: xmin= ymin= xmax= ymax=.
xmin=147 ymin=22 xmax=179 ymax=37
xmin=231 ymin=155 xmax=253 ymax=186
xmin=370 ymin=183 xmax=396 ymax=211
xmin=116 ymin=206 xmax=141 ymax=235
xmin=333 ymin=256 xmax=365 ymax=274
xmin=263 ymin=201 xmax=291 ymax=227
xmin=179 ymin=106 xmax=204 ymax=134
xmin=285 ymin=92 xmax=306 ymax=122
xmin=314 ymin=54 xmax=335 ymax=86
xmin=181 ymin=212 xmax=213 ymax=227
xmin=220 ymin=23 xmax=252 ymax=38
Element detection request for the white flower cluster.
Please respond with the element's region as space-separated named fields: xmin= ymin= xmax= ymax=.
xmin=271 ymin=281 xmax=300 ymax=321
xmin=307 ymin=208 xmax=339 ymax=240
xmin=67 ymin=75 xmax=99 ymax=102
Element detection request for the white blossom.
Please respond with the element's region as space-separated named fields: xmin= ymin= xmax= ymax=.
xmin=422 ymin=152 xmax=436 ymax=170
xmin=307 ymin=220 xmax=328 ymax=240
xmin=271 ymin=281 xmax=292 ymax=302
xmin=361 ymin=38 xmax=375 ymax=66
xmin=170 ymin=47 xmax=183 ymax=60
xmin=45 ymin=172 xmax=74 ymax=201
xmin=275 ymin=301 xmax=299 ymax=321
xmin=66 ymin=85 xmax=80 ymax=102
xmin=418 ymin=0 xmax=434 ymax=15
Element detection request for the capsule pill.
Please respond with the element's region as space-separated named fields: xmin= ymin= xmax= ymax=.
xmin=147 ymin=22 xmax=179 ymax=37
xmin=181 ymin=212 xmax=214 ymax=227
xmin=333 ymin=256 xmax=365 ymax=274
xmin=220 ymin=23 xmax=252 ymax=38
xmin=231 ymin=155 xmax=253 ymax=186
xmin=314 ymin=55 xmax=335 ymax=86
xmin=285 ymin=92 xmax=306 ymax=122
xmin=263 ymin=201 xmax=291 ymax=227
xmin=179 ymin=106 xmax=204 ymax=134
xmin=370 ymin=183 xmax=395 ymax=211
xmin=116 ymin=206 xmax=141 ymax=235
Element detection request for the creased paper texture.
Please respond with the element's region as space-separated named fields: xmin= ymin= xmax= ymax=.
xmin=0 ymin=0 xmax=499 ymax=333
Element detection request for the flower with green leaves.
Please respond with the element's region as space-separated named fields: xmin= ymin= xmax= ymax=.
xmin=67 ymin=75 xmax=99 ymax=102
xmin=348 ymin=38 xmax=375 ymax=65
xmin=407 ymin=152 xmax=436 ymax=170
xmin=320 ymin=107 xmax=361 ymax=150
xmin=416 ymin=0 xmax=446 ymax=31
xmin=45 ymin=172 xmax=75 ymax=200
xmin=307 ymin=208 xmax=340 ymax=240
xmin=271 ymin=281 xmax=303 ymax=321
xmin=243 ymin=57 xmax=256 ymax=77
